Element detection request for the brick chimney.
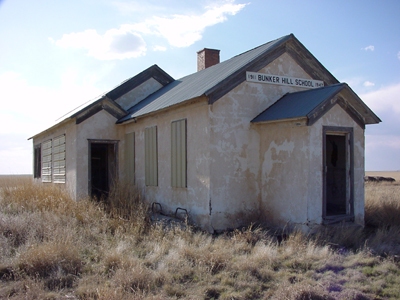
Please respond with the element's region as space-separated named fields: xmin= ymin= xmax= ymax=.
xmin=197 ymin=48 xmax=220 ymax=71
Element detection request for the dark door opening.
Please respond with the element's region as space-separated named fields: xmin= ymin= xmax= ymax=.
xmin=325 ymin=134 xmax=347 ymax=216
xmin=90 ymin=142 xmax=117 ymax=200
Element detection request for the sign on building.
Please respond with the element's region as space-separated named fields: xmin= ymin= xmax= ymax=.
xmin=246 ymin=72 xmax=324 ymax=89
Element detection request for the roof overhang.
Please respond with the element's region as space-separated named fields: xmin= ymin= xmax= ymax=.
xmin=28 ymin=96 xmax=127 ymax=140
xmin=72 ymin=96 xmax=127 ymax=124
xmin=251 ymin=83 xmax=381 ymax=128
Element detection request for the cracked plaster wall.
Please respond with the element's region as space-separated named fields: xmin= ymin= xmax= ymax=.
xmin=257 ymin=104 xmax=365 ymax=230
xmin=75 ymin=109 xmax=122 ymax=199
xmin=208 ymin=53 xmax=314 ymax=230
xmin=124 ymin=98 xmax=213 ymax=230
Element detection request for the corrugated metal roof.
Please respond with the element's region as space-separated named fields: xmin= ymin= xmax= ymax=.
xmin=251 ymin=83 xmax=346 ymax=123
xmin=118 ymin=34 xmax=292 ymax=123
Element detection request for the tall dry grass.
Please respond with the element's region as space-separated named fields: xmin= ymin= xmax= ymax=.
xmin=0 ymin=177 xmax=399 ymax=299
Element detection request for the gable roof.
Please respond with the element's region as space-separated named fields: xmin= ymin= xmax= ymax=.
xmin=251 ymin=83 xmax=381 ymax=128
xmin=117 ymin=33 xmax=339 ymax=123
xmin=64 ymin=64 xmax=173 ymax=123
xmin=106 ymin=64 xmax=174 ymax=101
xmin=29 ymin=65 xmax=173 ymax=139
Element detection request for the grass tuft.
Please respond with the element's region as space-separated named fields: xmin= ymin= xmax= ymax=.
xmin=18 ymin=240 xmax=82 ymax=278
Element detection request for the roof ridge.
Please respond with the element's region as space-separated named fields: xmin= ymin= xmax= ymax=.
xmin=231 ymin=34 xmax=293 ymax=59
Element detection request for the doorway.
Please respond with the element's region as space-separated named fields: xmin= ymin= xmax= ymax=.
xmin=89 ymin=141 xmax=118 ymax=200
xmin=323 ymin=127 xmax=353 ymax=221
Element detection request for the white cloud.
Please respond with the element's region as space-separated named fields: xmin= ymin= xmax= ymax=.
xmin=365 ymin=134 xmax=400 ymax=171
xmin=363 ymin=81 xmax=375 ymax=87
xmin=0 ymin=71 xmax=103 ymax=135
xmin=361 ymin=82 xmax=400 ymax=114
xmin=362 ymin=45 xmax=374 ymax=51
xmin=0 ymin=68 xmax=114 ymax=174
xmin=398 ymin=51 xmax=400 ymax=60
xmin=54 ymin=28 xmax=147 ymax=60
xmin=153 ymin=45 xmax=167 ymax=52
xmin=130 ymin=1 xmax=247 ymax=47
xmin=53 ymin=1 xmax=247 ymax=59
xmin=361 ymin=83 xmax=400 ymax=170
xmin=110 ymin=1 xmax=164 ymax=15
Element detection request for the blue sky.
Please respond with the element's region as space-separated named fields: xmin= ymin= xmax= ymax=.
xmin=0 ymin=0 xmax=399 ymax=174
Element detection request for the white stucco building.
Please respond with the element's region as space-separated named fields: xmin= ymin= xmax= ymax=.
xmin=30 ymin=34 xmax=380 ymax=232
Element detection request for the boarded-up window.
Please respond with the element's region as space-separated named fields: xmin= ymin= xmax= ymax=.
xmin=53 ymin=134 xmax=66 ymax=183
xmin=41 ymin=139 xmax=52 ymax=183
xmin=171 ymin=119 xmax=187 ymax=188
xmin=125 ymin=132 xmax=135 ymax=184
xmin=145 ymin=126 xmax=158 ymax=186
xmin=34 ymin=144 xmax=41 ymax=179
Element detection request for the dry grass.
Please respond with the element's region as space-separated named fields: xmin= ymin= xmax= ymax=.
xmin=0 ymin=177 xmax=400 ymax=299
xmin=0 ymin=174 xmax=32 ymax=187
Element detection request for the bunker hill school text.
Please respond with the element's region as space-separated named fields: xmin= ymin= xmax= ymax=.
xmin=30 ymin=34 xmax=380 ymax=232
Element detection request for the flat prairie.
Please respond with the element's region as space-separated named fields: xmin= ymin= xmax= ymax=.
xmin=0 ymin=174 xmax=32 ymax=187
xmin=366 ymin=171 xmax=400 ymax=181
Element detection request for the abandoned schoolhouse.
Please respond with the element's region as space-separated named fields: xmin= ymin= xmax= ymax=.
xmin=30 ymin=34 xmax=381 ymax=232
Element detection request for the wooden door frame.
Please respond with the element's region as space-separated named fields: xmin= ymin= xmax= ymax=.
xmin=322 ymin=126 xmax=354 ymax=223
xmin=88 ymin=139 xmax=119 ymax=198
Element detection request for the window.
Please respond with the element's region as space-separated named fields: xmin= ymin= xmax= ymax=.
xmin=40 ymin=135 xmax=66 ymax=183
xmin=125 ymin=132 xmax=135 ymax=183
xmin=145 ymin=126 xmax=158 ymax=186
xmin=53 ymin=134 xmax=66 ymax=183
xmin=41 ymin=139 xmax=52 ymax=182
xmin=34 ymin=144 xmax=41 ymax=179
xmin=171 ymin=119 xmax=187 ymax=187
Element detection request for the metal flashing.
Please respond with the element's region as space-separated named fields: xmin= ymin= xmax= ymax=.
xmin=251 ymin=83 xmax=380 ymax=126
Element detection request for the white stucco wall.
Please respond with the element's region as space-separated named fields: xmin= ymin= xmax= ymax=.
xmin=75 ymin=109 xmax=122 ymax=199
xmin=208 ymin=53 xmax=315 ymax=230
xmin=257 ymin=104 xmax=364 ymax=230
xmin=123 ymin=98 xmax=213 ymax=230
xmin=312 ymin=104 xmax=365 ymax=226
xmin=32 ymin=119 xmax=77 ymax=198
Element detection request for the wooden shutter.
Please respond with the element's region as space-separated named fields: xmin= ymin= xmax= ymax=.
xmin=41 ymin=139 xmax=52 ymax=182
xmin=125 ymin=132 xmax=135 ymax=184
xmin=145 ymin=126 xmax=158 ymax=186
xmin=171 ymin=119 xmax=187 ymax=187
xmin=53 ymin=134 xmax=66 ymax=183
